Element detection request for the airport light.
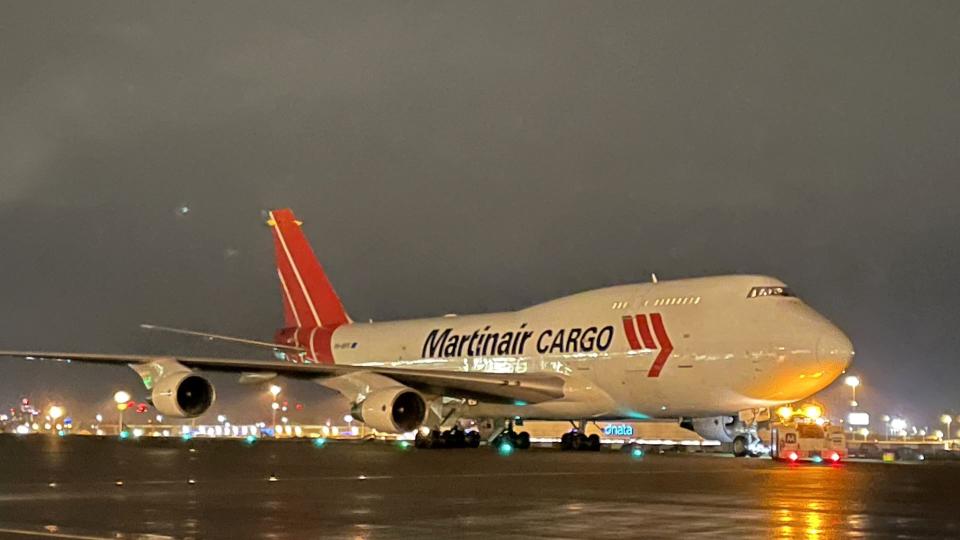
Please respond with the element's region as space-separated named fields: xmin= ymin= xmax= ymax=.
xmin=802 ymin=404 xmax=823 ymax=420
xmin=941 ymin=414 xmax=952 ymax=439
xmin=844 ymin=375 xmax=860 ymax=407
xmin=268 ymin=385 xmax=282 ymax=425
xmin=890 ymin=418 xmax=907 ymax=439
xmin=270 ymin=401 xmax=280 ymax=426
xmin=48 ymin=406 xmax=64 ymax=421
xmin=114 ymin=390 xmax=131 ymax=435
xmin=776 ymin=406 xmax=794 ymax=421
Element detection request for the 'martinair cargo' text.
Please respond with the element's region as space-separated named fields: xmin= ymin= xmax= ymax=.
xmin=421 ymin=324 xmax=616 ymax=358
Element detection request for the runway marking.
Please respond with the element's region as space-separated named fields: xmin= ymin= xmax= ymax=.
xmin=0 ymin=528 xmax=113 ymax=540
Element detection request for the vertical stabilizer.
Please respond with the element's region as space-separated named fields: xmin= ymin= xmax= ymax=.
xmin=267 ymin=209 xmax=350 ymax=329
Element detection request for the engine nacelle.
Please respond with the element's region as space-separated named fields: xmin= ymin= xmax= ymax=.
xmin=687 ymin=416 xmax=742 ymax=443
xmin=151 ymin=372 xmax=216 ymax=418
xmin=353 ymin=387 xmax=427 ymax=433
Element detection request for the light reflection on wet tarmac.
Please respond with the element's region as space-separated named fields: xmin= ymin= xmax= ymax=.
xmin=0 ymin=436 xmax=958 ymax=539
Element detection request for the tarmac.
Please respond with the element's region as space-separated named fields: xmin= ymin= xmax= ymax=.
xmin=0 ymin=435 xmax=958 ymax=539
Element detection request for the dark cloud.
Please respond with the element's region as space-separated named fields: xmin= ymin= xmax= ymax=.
xmin=1 ymin=2 xmax=959 ymax=425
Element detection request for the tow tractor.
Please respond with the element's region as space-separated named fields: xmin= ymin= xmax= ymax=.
xmin=764 ymin=403 xmax=847 ymax=463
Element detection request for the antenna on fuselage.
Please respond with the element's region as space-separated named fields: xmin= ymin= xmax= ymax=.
xmin=651 ymin=273 xmax=659 ymax=284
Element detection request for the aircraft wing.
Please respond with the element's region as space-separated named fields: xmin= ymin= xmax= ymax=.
xmin=0 ymin=351 xmax=566 ymax=404
xmin=139 ymin=324 xmax=306 ymax=353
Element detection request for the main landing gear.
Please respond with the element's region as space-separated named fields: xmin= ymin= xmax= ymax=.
xmin=414 ymin=428 xmax=481 ymax=449
xmin=493 ymin=428 xmax=531 ymax=450
xmin=560 ymin=431 xmax=600 ymax=451
xmin=559 ymin=420 xmax=600 ymax=451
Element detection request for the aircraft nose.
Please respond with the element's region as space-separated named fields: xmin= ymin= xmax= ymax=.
xmin=818 ymin=326 xmax=854 ymax=371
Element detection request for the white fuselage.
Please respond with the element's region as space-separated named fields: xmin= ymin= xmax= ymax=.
xmin=327 ymin=275 xmax=853 ymax=421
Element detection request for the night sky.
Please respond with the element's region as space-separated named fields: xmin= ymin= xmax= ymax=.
xmin=2 ymin=2 xmax=958 ymax=429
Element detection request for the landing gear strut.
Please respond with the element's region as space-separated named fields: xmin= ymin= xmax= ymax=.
xmin=414 ymin=428 xmax=481 ymax=449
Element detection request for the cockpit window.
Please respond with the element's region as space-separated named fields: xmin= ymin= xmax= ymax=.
xmin=747 ymin=286 xmax=796 ymax=299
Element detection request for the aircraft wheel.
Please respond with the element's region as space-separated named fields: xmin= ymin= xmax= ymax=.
xmin=443 ymin=429 xmax=466 ymax=448
xmin=414 ymin=430 xmax=430 ymax=449
xmin=560 ymin=432 xmax=573 ymax=451
xmin=587 ymin=434 xmax=601 ymax=451
xmin=516 ymin=431 xmax=531 ymax=450
xmin=466 ymin=431 xmax=481 ymax=448
xmin=571 ymin=433 xmax=585 ymax=451
xmin=732 ymin=435 xmax=749 ymax=458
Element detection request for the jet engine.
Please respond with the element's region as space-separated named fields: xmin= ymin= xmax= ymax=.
xmin=686 ymin=416 xmax=742 ymax=443
xmin=353 ymin=387 xmax=427 ymax=433
xmin=151 ymin=372 xmax=216 ymax=418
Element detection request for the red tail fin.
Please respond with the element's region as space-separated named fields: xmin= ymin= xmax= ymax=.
xmin=268 ymin=209 xmax=350 ymax=329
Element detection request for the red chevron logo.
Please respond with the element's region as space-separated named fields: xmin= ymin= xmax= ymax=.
xmin=621 ymin=313 xmax=674 ymax=378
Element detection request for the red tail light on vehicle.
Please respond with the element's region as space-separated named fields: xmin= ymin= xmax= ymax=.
xmin=788 ymin=452 xmax=799 ymax=462
xmin=829 ymin=452 xmax=840 ymax=462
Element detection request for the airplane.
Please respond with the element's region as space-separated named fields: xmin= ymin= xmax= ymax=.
xmin=1 ymin=208 xmax=854 ymax=455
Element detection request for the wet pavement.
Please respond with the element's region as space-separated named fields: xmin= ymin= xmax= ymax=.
xmin=0 ymin=435 xmax=958 ymax=539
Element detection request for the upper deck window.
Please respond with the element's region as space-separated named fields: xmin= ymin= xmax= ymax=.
xmin=747 ymin=286 xmax=796 ymax=299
